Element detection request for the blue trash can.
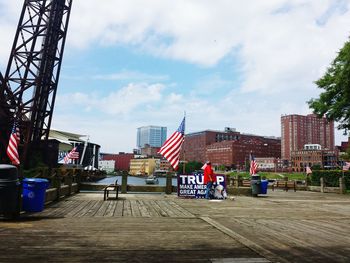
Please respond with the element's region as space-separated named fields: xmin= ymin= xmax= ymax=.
xmin=22 ymin=178 xmax=49 ymax=212
xmin=260 ymin=179 xmax=268 ymax=194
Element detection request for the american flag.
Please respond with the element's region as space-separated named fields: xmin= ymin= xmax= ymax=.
xmin=6 ymin=121 xmax=20 ymax=165
xmin=64 ymin=147 xmax=79 ymax=164
xmin=343 ymin=162 xmax=350 ymax=171
xmin=158 ymin=117 xmax=185 ymax=170
xmin=306 ymin=166 xmax=312 ymax=174
xmin=249 ymin=153 xmax=258 ymax=175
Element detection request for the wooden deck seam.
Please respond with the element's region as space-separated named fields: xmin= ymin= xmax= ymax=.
xmin=200 ymin=216 xmax=289 ymax=263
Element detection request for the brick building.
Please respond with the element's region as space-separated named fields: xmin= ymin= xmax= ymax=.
xmin=156 ymin=158 xmax=173 ymax=172
xmin=338 ymin=139 xmax=349 ymax=153
xmin=140 ymin=144 xmax=161 ymax=157
xmin=281 ymin=114 xmax=334 ymax=161
xmin=182 ymin=128 xmax=280 ymax=169
xmin=290 ymin=146 xmax=338 ymax=172
xmin=100 ymin=152 xmax=134 ymax=171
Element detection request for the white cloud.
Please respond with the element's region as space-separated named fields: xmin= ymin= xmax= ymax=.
xmin=2 ymin=0 xmax=349 ymax=152
xmin=92 ymin=70 xmax=168 ymax=82
xmin=56 ymin=82 xmax=165 ymax=115
xmin=63 ymin=0 xmax=350 ymax=96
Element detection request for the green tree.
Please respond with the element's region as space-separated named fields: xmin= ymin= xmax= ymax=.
xmin=178 ymin=161 xmax=203 ymax=174
xmin=308 ymin=38 xmax=350 ymax=135
xmin=340 ymin=144 xmax=350 ymax=161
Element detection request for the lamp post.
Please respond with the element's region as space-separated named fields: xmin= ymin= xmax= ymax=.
xmin=179 ymin=160 xmax=188 ymax=174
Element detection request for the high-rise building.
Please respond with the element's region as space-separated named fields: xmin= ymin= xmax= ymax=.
xmin=281 ymin=114 xmax=334 ymax=161
xmin=137 ymin=126 xmax=167 ymax=148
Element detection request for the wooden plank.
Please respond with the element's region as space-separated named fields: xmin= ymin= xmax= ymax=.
xmin=75 ymin=200 xmax=98 ymax=217
xmin=135 ymin=200 xmax=151 ymax=217
xmin=228 ymin=218 xmax=305 ymax=261
xmin=294 ymin=219 xmax=350 ymax=244
xmin=156 ymin=200 xmax=177 ymax=217
xmin=130 ymin=200 xmax=141 ymax=217
xmin=122 ymin=200 xmax=132 ymax=217
xmin=94 ymin=200 xmax=110 ymax=217
xmin=34 ymin=203 xmax=64 ymax=218
xmin=168 ymin=200 xmax=195 ymax=217
xmin=65 ymin=200 xmax=92 ymax=218
xmin=201 ymin=217 xmax=290 ymax=263
xmin=151 ymin=200 xmax=168 ymax=217
xmin=317 ymin=218 xmax=350 ymax=232
xmin=114 ymin=200 xmax=124 ymax=217
xmin=247 ymin=218 xmax=349 ymax=262
xmin=54 ymin=200 xmax=81 ymax=217
xmin=139 ymin=200 xmax=160 ymax=217
xmin=104 ymin=201 xmax=118 ymax=217
xmin=82 ymin=200 xmax=103 ymax=217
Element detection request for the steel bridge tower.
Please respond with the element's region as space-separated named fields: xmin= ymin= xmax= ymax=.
xmin=0 ymin=0 xmax=73 ymax=165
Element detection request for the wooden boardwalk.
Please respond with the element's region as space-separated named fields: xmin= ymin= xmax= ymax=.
xmin=1 ymin=191 xmax=350 ymax=262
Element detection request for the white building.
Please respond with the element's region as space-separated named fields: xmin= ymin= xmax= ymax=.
xmin=99 ymin=160 xmax=115 ymax=173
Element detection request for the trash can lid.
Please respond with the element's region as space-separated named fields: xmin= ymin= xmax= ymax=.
xmin=251 ymin=175 xmax=261 ymax=180
xmin=0 ymin=164 xmax=18 ymax=180
xmin=23 ymin=178 xmax=49 ymax=183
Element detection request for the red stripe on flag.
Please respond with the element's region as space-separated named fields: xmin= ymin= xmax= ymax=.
xmin=6 ymin=123 xmax=20 ymax=165
xmin=158 ymin=117 xmax=185 ymax=170
xmin=64 ymin=147 xmax=79 ymax=163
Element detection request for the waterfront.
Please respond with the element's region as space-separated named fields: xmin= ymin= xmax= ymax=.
xmin=96 ymin=175 xmax=178 ymax=186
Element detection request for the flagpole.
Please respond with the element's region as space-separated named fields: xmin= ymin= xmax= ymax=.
xmin=183 ymin=111 xmax=186 ymax=174
xmin=182 ymin=151 xmax=186 ymax=174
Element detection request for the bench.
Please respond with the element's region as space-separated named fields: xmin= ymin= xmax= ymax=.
xmin=241 ymin=180 xmax=251 ymax=187
xmin=103 ymin=180 xmax=120 ymax=200
xmin=272 ymin=180 xmax=296 ymax=192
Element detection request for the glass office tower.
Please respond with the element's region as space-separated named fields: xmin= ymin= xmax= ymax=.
xmin=137 ymin=126 xmax=167 ymax=148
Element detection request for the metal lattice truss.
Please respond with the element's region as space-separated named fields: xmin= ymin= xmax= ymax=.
xmin=1 ymin=0 xmax=72 ymax=144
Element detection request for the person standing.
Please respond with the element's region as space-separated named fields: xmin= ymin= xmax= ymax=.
xmin=203 ymin=161 xmax=216 ymax=199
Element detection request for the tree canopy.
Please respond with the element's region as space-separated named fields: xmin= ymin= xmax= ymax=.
xmin=308 ymin=38 xmax=350 ymax=135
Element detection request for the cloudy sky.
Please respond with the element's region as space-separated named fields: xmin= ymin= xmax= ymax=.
xmin=1 ymin=0 xmax=349 ymax=153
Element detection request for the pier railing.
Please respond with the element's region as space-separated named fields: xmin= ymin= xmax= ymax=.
xmin=22 ymin=167 xmax=105 ymax=202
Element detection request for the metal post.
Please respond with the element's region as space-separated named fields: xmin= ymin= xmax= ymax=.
xmin=165 ymin=173 xmax=172 ymax=194
xmin=121 ymin=171 xmax=128 ymax=194
xmin=339 ymin=177 xmax=346 ymax=194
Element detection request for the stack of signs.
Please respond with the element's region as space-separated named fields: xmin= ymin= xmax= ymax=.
xmin=177 ymin=173 xmax=226 ymax=199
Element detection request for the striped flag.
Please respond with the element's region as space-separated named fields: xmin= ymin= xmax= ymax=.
xmin=158 ymin=117 xmax=185 ymax=170
xmin=6 ymin=121 xmax=20 ymax=165
xmin=343 ymin=162 xmax=350 ymax=171
xmin=306 ymin=166 xmax=312 ymax=174
xmin=249 ymin=153 xmax=258 ymax=175
xmin=64 ymin=147 xmax=79 ymax=164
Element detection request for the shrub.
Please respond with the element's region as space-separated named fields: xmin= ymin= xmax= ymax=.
xmin=311 ymin=170 xmax=350 ymax=188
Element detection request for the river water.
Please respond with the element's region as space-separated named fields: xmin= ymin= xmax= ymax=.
xmin=96 ymin=175 xmax=178 ymax=186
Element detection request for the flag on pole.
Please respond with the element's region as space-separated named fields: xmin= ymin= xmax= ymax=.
xmin=343 ymin=162 xmax=350 ymax=171
xmin=64 ymin=147 xmax=79 ymax=164
xmin=249 ymin=153 xmax=258 ymax=175
xmin=158 ymin=117 xmax=185 ymax=170
xmin=6 ymin=121 xmax=20 ymax=165
xmin=306 ymin=166 xmax=312 ymax=174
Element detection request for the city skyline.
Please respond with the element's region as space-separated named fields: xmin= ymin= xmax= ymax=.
xmin=0 ymin=1 xmax=349 ymax=153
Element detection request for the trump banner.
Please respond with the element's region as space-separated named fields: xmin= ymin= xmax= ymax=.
xmin=177 ymin=173 xmax=226 ymax=199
